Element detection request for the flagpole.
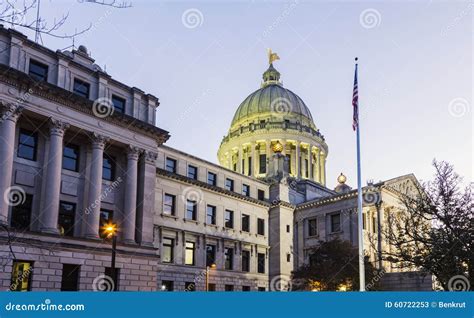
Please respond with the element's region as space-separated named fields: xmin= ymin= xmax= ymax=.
xmin=354 ymin=58 xmax=366 ymax=291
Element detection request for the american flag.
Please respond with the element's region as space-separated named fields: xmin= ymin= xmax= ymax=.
xmin=352 ymin=62 xmax=359 ymax=131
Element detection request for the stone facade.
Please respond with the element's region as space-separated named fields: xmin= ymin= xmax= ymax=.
xmin=0 ymin=26 xmax=431 ymax=292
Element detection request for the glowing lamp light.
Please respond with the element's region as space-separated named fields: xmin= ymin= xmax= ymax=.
xmin=101 ymin=222 xmax=118 ymax=238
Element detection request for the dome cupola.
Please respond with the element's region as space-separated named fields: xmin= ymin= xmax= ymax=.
xmin=217 ymin=51 xmax=329 ymax=185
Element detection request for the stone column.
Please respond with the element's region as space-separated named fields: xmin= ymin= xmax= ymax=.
xmin=40 ymin=118 xmax=70 ymax=234
xmin=251 ymin=143 xmax=256 ymax=177
xmin=314 ymin=147 xmax=320 ymax=183
xmin=84 ymin=133 xmax=109 ymax=239
xmin=122 ymin=146 xmax=141 ymax=244
xmin=320 ymin=152 xmax=326 ymax=186
xmin=295 ymin=141 xmax=301 ymax=179
xmin=237 ymin=146 xmax=243 ymax=173
xmin=281 ymin=140 xmax=287 ymax=156
xmin=136 ymin=151 xmax=158 ymax=246
xmin=0 ymin=103 xmax=23 ymax=226
xmin=307 ymin=145 xmax=313 ymax=180
xmin=265 ymin=140 xmax=271 ymax=174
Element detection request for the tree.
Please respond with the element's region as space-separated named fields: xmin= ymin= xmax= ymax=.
xmin=380 ymin=160 xmax=473 ymax=291
xmin=292 ymin=239 xmax=380 ymax=291
xmin=0 ymin=0 xmax=131 ymax=42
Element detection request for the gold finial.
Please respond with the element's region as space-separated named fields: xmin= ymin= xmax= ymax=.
xmin=337 ymin=173 xmax=347 ymax=184
xmin=272 ymin=140 xmax=284 ymax=153
xmin=267 ymin=48 xmax=280 ymax=65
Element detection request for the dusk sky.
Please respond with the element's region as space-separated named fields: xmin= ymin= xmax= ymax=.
xmin=19 ymin=0 xmax=472 ymax=188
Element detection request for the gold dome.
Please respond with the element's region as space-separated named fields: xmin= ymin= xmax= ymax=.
xmin=272 ymin=141 xmax=284 ymax=153
xmin=337 ymin=173 xmax=347 ymax=184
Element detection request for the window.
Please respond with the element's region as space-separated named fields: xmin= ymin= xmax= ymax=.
xmin=28 ymin=59 xmax=49 ymax=82
xmin=185 ymin=282 xmax=196 ymax=291
xmin=257 ymin=218 xmax=265 ymax=236
xmin=287 ymin=253 xmax=291 ymax=262
xmin=207 ymin=172 xmax=217 ymax=186
xmin=258 ymin=189 xmax=265 ymax=201
xmin=257 ymin=253 xmax=265 ymax=273
xmin=73 ymin=78 xmax=90 ymax=99
xmin=162 ymin=238 xmax=174 ymax=263
xmin=208 ymin=283 xmax=216 ymax=291
xmin=10 ymin=193 xmax=32 ymax=230
xmin=372 ymin=216 xmax=377 ymax=233
xmin=206 ymin=245 xmax=216 ymax=267
xmin=286 ymin=154 xmax=292 ymax=174
xmin=111 ymin=95 xmax=126 ymax=114
xmin=225 ymin=178 xmax=234 ymax=191
xmin=185 ymin=242 xmax=195 ymax=265
xmin=206 ymin=205 xmax=216 ymax=225
xmin=17 ymin=129 xmax=37 ymax=161
xmin=259 ymin=154 xmax=266 ymax=174
xmin=187 ymin=165 xmax=198 ymax=180
xmin=242 ymin=184 xmax=250 ymax=197
xmin=258 ymin=287 xmax=266 ymax=291
xmin=104 ymin=267 xmax=119 ymax=291
xmin=286 ymin=225 xmax=290 ymax=233
xmin=186 ymin=200 xmax=197 ymax=220
xmin=224 ymin=210 xmax=234 ymax=228
xmin=331 ymin=213 xmax=341 ymax=233
xmin=247 ymin=157 xmax=252 ymax=176
xmin=63 ymin=144 xmax=80 ymax=172
xmin=163 ymin=194 xmax=176 ymax=215
xmin=305 ymin=159 xmax=309 ymax=178
xmin=363 ymin=213 xmax=366 ymax=230
xmin=224 ymin=247 xmax=233 ymax=270
xmin=241 ymin=214 xmax=250 ymax=232
xmin=242 ymin=286 xmax=251 ymax=291
xmin=225 ymin=285 xmax=234 ymax=291
xmin=242 ymin=250 xmax=250 ymax=272
xmin=308 ymin=219 xmax=317 ymax=237
xmin=10 ymin=261 xmax=33 ymax=291
xmin=99 ymin=209 xmax=113 ymax=238
xmin=58 ymin=201 xmax=76 ymax=237
xmin=165 ymin=158 xmax=176 ymax=173
xmin=102 ymin=155 xmax=115 ymax=181
xmin=161 ymin=280 xmax=173 ymax=291
xmin=61 ymin=264 xmax=80 ymax=291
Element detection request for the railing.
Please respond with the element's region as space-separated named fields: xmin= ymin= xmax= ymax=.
xmin=222 ymin=121 xmax=325 ymax=143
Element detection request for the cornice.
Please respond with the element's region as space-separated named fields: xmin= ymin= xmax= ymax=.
xmin=156 ymin=168 xmax=270 ymax=208
xmin=0 ymin=64 xmax=170 ymax=145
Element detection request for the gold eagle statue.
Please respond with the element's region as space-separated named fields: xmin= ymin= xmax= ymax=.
xmin=267 ymin=48 xmax=280 ymax=65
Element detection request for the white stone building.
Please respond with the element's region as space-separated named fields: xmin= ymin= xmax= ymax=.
xmin=0 ymin=26 xmax=431 ymax=291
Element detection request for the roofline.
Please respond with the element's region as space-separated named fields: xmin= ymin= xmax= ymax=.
xmin=159 ymin=144 xmax=271 ymax=186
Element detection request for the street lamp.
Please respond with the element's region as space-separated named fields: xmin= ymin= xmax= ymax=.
xmin=102 ymin=222 xmax=118 ymax=291
xmin=205 ymin=263 xmax=216 ymax=291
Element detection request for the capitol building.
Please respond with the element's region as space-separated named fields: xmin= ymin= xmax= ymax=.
xmin=0 ymin=26 xmax=431 ymax=291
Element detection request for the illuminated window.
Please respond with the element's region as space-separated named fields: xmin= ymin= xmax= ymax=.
xmin=10 ymin=261 xmax=33 ymax=291
xmin=185 ymin=242 xmax=195 ymax=266
xmin=162 ymin=238 xmax=174 ymax=263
